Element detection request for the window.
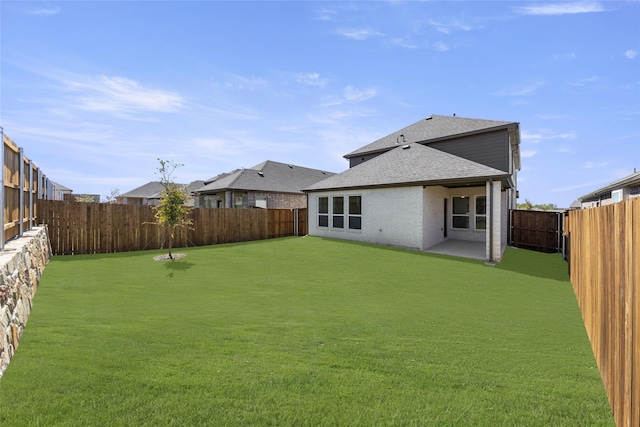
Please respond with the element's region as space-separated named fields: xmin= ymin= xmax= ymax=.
xmin=348 ymin=196 xmax=362 ymax=230
xmin=612 ymin=189 xmax=623 ymax=203
xmin=332 ymin=196 xmax=344 ymax=228
xmin=234 ymin=193 xmax=247 ymax=208
xmin=318 ymin=197 xmax=329 ymax=227
xmin=452 ymin=196 xmax=469 ymax=229
xmin=255 ymin=197 xmax=267 ymax=209
xmin=475 ymin=196 xmax=486 ymax=230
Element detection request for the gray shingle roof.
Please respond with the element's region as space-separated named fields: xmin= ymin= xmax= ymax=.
xmin=51 ymin=181 xmax=73 ymax=192
xmin=120 ymin=181 xmax=166 ymax=198
xmin=195 ymin=161 xmax=335 ymax=194
xmin=345 ymin=114 xmax=518 ymax=158
xmin=121 ymin=181 xmax=201 ymax=199
xmin=305 ymin=143 xmax=509 ymax=191
xmin=578 ymin=170 xmax=640 ymax=201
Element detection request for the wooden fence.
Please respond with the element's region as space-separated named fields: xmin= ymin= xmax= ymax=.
xmin=509 ymin=209 xmax=564 ymax=253
xmin=2 ymin=131 xmax=44 ymax=244
xmin=37 ymin=199 xmax=307 ymax=255
xmin=566 ymin=197 xmax=639 ymax=427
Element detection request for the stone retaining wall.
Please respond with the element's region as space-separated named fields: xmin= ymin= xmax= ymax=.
xmin=0 ymin=226 xmax=51 ymax=376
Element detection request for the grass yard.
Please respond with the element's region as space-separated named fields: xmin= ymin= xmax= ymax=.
xmin=0 ymin=237 xmax=613 ymax=426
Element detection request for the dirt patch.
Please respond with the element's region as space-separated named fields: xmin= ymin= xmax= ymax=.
xmin=153 ymin=253 xmax=187 ymax=261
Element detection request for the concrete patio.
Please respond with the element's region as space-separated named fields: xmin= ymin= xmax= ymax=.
xmin=425 ymin=239 xmax=487 ymax=260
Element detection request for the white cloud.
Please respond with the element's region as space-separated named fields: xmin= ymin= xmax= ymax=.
xmin=334 ymin=28 xmax=383 ymax=40
xmin=551 ymin=52 xmax=578 ymax=60
xmin=343 ymin=86 xmax=377 ymax=103
xmin=550 ymin=180 xmax=608 ymax=193
xmin=321 ymin=86 xmax=377 ymax=107
xmin=583 ymin=161 xmax=611 ymax=169
xmin=63 ymin=75 xmax=185 ymax=117
xmin=625 ymin=49 xmax=638 ymax=59
xmin=392 ymin=38 xmax=419 ymax=49
xmin=569 ymin=76 xmax=601 ymax=86
xmin=314 ymin=8 xmax=337 ymax=21
xmin=493 ymin=80 xmax=545 ymax=97
xmin=428 ymin=19 xmax=473 ymax=35
xmin=517 ymin=1 xmax=605 ymax=16
xmin=431 ymin=41 xmax=451 ymax=52
xmin=521 ymin=129 xmax=577 ymax=143
xmin=294 ymin=72 xmax=328 ymax=87
xmin=214 ymin=75 xmax=269 ymax=91
xmin=557 ymin=146 xmax=576 ymax=154
xmin=29 ymin=6 xmax=61 ymax=16
xmin=520 ymin=150 xmax=538 ymax=158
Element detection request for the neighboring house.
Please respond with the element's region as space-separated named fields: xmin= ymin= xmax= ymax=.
xmin=304 ymin=114 xmax=521 ymax=262
xmin=194 ymin=160 xmax=335 ymax=209
xmin=50 ymin=181 xmax=73 ymax=201
xmin=64 ymin=194 xmax=101 ymax=203
xmin=118 ymin=181 xmax=203 ymax=206
xmin=576 ymin=170 xmax=640 ymax=209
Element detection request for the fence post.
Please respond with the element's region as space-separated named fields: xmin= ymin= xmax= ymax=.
xmin=19 ymin=147 xmax=25 ymax=236
xmin=0 ymin=127 xmax=4 ymax=250
xmin=38 ymin=169 xmax=43 ymax=199
xmin=29 ymin=160 xmax=34 ymax=229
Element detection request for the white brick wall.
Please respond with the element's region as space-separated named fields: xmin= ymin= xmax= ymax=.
xmin=422 ymin=186 xmax=449 ymax=249
xmin=308 ymin=183 xmax=509 ymax=258
xmin=308 ymin=187 xmax=424 ymax=250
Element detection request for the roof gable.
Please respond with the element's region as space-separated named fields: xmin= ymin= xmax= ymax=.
xmin=305 ymin=143 xmax=508 ymax=191
xmin=121 ymin=181 xmax=200 ymax=199
xmin=346 ymin=114 xmax=518 ymax=158
xmin=120 ymin=181 xmax=166 ymax=198
xmin=196 ymin=161 xmax=335 ymax=194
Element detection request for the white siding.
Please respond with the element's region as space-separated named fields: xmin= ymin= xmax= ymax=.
xmin=308 ymin=187 xmax=424 ymax=250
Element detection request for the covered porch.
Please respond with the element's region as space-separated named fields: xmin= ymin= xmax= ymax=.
xmin=425 ymin=239 xmax=507 ymax=261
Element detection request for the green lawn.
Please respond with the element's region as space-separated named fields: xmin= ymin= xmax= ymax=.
xmin=0 ymin=237 xmax=613 ymax=426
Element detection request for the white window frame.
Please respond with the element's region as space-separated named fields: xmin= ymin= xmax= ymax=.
xmin=612 ymin=189 xmax=623 ymax=203
xmin=475 ymin=196 xmax=486 ymax=230
xmin=348 ymin=195 xmax=362 ymax=231
xmin=332 ymin=196 xmax=345 ymax=229
xmin=452 ymin=196 xmax=470 ymax=229
xmin=318 ymin=196 xmax=329 ymax=228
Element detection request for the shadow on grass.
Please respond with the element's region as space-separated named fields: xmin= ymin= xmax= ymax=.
xmin=313 ymin=236 xmax=486 ymax=268
xmin=314 ymin=237 xmax=570 ymax=282
xmin=163 ymin=260 xmax=194 ymax=272
xmin=495 ymin=246 xmax=570 ymax=282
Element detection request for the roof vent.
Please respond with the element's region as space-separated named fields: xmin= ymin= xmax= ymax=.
xmin=258 ymin=171 xmax=264 ymax=177
xmin=402 ymin=144 xmax=410 ymax=150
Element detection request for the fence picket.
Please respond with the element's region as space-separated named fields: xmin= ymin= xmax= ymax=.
xmin=36 ymin=200 xmax=306 ymax=256
xmin=567 ymin=197 xmax=639 ymax=427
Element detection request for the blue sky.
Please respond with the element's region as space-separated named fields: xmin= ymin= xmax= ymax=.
xmin=1 ymin=1 xmax=638 ymax=207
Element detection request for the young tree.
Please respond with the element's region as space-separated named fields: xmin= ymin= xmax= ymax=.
xmin=153 ymin=159 xmax=192 ymax=259
xmin=103 ymin=188 xmax=121 ymax=204
xmin=517 ymin=199 xmax=533 ymax=210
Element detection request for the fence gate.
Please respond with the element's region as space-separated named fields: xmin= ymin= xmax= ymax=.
xmin=509 ymin=209 xmax=564 ymax=253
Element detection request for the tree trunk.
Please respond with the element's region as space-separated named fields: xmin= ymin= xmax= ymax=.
xmin=168 ymin=226 xmax=174 ymax=260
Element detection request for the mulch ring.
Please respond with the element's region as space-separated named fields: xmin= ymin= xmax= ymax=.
xmin=153 ymin=253 xmax=187 ymax=261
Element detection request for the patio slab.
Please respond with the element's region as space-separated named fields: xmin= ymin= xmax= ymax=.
xmin=425 ymin=239 xmax=487 ymax=260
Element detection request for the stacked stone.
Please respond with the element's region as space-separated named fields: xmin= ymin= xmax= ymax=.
xmin=0 ymin=227 xmax=50 ymax=377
